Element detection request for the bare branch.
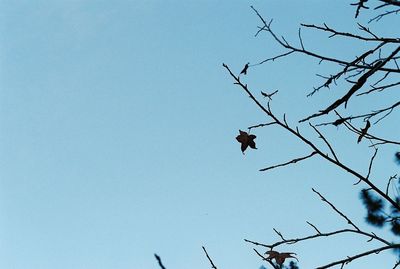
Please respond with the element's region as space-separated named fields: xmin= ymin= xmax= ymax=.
xmin=253 ymin=248 xmax=280 ymax=269
xmin=300 ymin=47 xmax=400 ymax=122
xmin=254 ymin=51 xmax=295 ymax=66
xmin=259 ymin=151 xmax=318 ymax=172
xmin=301 ymin=23 xmax=400 ymax=43
xmin=335 ymin=111 xmax=400 ymax=145
xmin=250 ymin=6 xmax=400 ymax=74
xmin=298 ymin=27 xmax=305 ymax=50
xmin=306 ymin=221 xmax=322 ymax=234
xmin=369 ymin=8 xmax=400 ymax=23
xmin=245 ymin=227 xmax=391 ymax=249
xmin=154 ymin=254 xmax=167 ymax=269
xmin=248 ymin=122 xmax=277 ymax=131
xmin=312 ymin=188 xmax=361 ymax=231
xmin=226 ymin=4 xmax=400 ymax=269
xmin=352 ymin=0 xmax=369 ymax=18
xmin=386 ymin=174 xmax=398 ymax=196
xmin=310 ymin=123 xmax=340 ymax=162
xmin=366 ymin=148 xmax=379 ymax=180
xmin=202 ymin=246 xmax=218 ymax=269
xmin=308 ymin=41 xmax=387 ymax=96
xmin=378 ymin=0 xmax=400 ymax=7
xmin=316 ymin=244 xmax=400 ymax=269
xmin=223 ymin=62 xmax=400 ymax=212
xmin=357 ymin=81 xmax=400 ymax=95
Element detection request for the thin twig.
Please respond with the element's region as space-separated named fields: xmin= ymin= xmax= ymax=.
xmin=244 ymin=227 xmax=390 ymax=249
xmin=300 ymin=46 xmax=400 ymax=122
xmin=306 ymin=221 xmax=322 ymax=234
xmin=202 ymin=246 xmax=218 ymax=269
xmin=259 ymin=151 xmax=318 ymax=171
xmin=316 ymin=244 xmax=400 ymax=269
xmin=253 ymin=248 xmax=280 ymax=269
xmin=248 ymin=122 xmax=276 ymax=131
xmin=312 ymin=188 xmax=361 ymax=231
xmin=366 ymin=148 xmax=378 ymax=180
xmin=386 ymin=174 xmax=398 ymax=195
xmin=310 ymin=123 xmax=340 ymax=162
xmin=154 ymin=254 xmax=167 ymax=269
xmin=301 ymin=23 xmax=400 ymax=43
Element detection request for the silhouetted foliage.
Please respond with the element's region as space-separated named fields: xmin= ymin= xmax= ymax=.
xmin=360 ymin=189 xmax=386 ymax=227
xmin=396 ymin=152 xmax=400 ymax=164
xmin=286 ymin=261 xmax=299 ymax=269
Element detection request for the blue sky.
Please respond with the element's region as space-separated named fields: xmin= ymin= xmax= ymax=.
xmin=1 ymin=1 xmax=399 ymax=269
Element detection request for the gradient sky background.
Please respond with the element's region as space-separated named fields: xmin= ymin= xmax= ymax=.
xmin=1 ymin=1 xmax=399 ymax=269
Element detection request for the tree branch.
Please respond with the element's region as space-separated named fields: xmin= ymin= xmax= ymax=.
xmin=223 ymin=63 xmax=400 ymax=212
xmin=300 ymin=46 xmax=400 ymax=122
xmin=316 ymin=244 xmax=400 ymax=269
xmin=259 ymin=151 xmax=318 ymax=172
xmin=202 ymin=246 xmax=218 ymax=269
xmin=154 ymin=254 xmax=167 ymax=269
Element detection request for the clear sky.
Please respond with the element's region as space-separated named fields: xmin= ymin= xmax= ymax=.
xmin=0 ymin=1 xmax=399 ymax=269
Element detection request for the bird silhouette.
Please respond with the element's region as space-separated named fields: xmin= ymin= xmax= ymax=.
xmin=240 ymin=62 xmax=250 ymax=75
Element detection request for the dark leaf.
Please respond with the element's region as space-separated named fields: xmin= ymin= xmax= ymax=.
xmin=332 ymin=118 xmax=347 ymax=126
xmin=236 ymin=130 xmax=257 ymax=154
xmin=265 ymin=250 xmax=298 ymax=266
xmin=240 ymin=63 xmax=250 ymax=75
xmin=357 ymin=120 xmax=370 ymax=143
xmin=261 ymin=90 xmax=278 ymax=100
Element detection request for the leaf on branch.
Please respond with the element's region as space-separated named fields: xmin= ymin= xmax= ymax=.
xmin=265 ymin=250 xmax=298 ymax=266
xmin=333 ymin=117 xmax=348 ymax=126
xmin=236 ymin=130 xmax=257 ymax=154
xmin=240 ymin=62 xmax=250 ymax=75
xmin=357 ymin=120 xmax=371 ymax=143
xmin=261 ymin=90 xmax=279 ymax=100
xmin=357 ymin=120 xmax=371 ymax=142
